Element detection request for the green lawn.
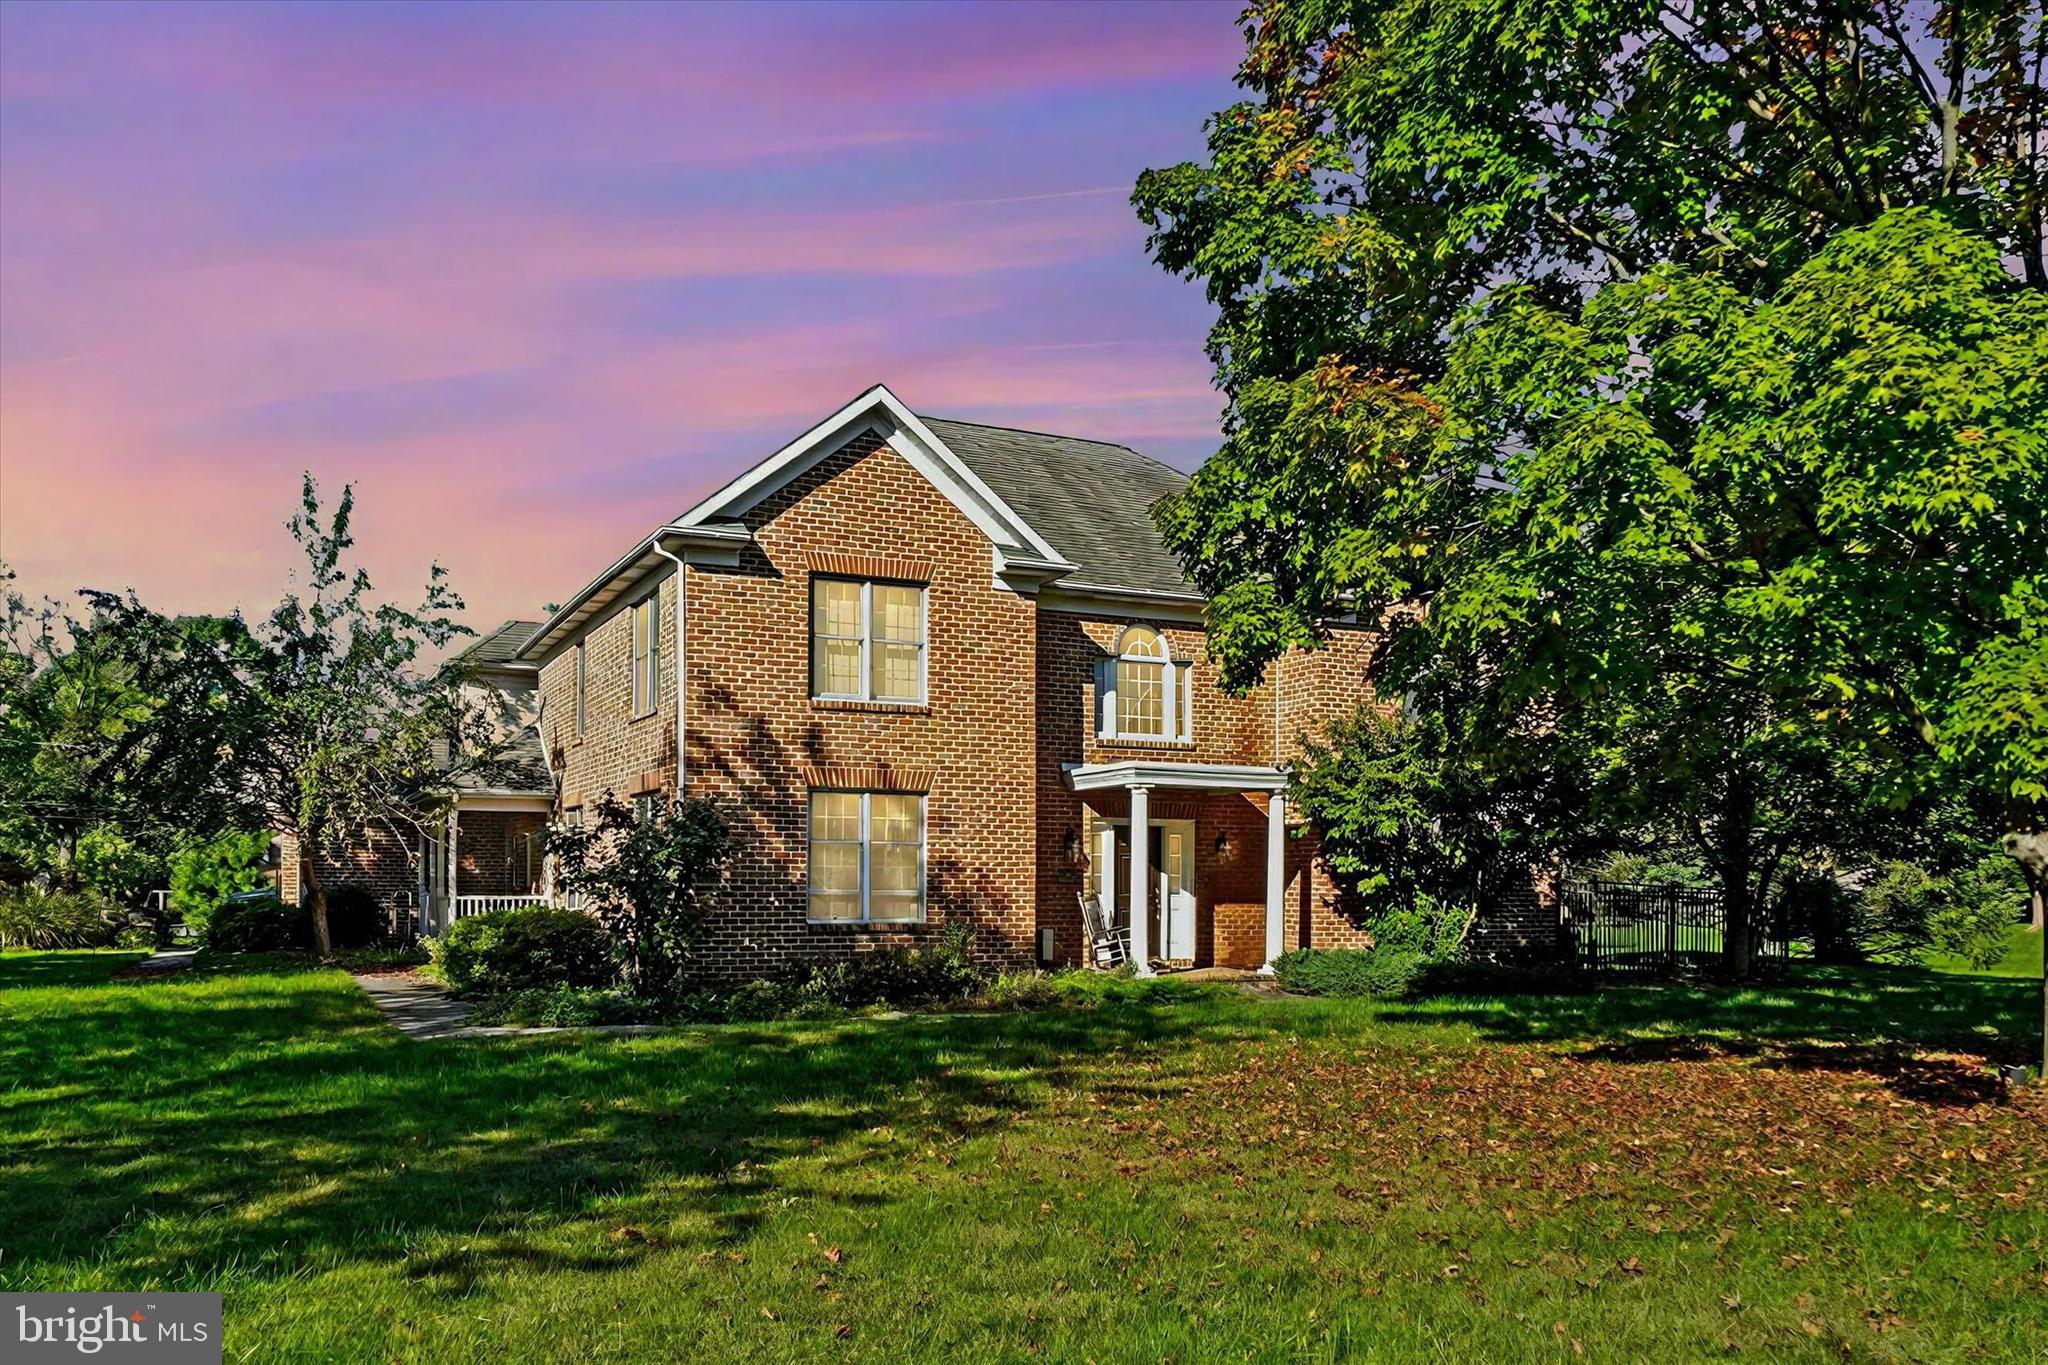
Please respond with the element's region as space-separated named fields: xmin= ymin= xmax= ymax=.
xmin=2 ymin=951 xmax=2042 ymax=1362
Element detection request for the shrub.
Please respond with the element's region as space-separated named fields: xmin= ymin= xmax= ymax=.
xmin=169 ymin=832 xmax=275 ymax=935
xmin=467 ymin=984 xmax=648 ymax=1028
xmin=1856 ymin=856 xmax=2027 ymax=968
xmin=1272 ymin=946 xmax=1430 ymax=998
xmin=206 ymin=891 xmax=310 ymax=952
xmin=321 ymin=884 xmax=387 ymax=950
xmin=548 ymin=793 xmax=735 ymax=996
xmin=0 ymin=889 xmax=119 ymax=949
xmin=974 ymin=970 xmax=1060 ymax=1011
xmin=74 ymin=825 xmax=160 ymax=905
xmin=437 ymin=905 xmax=616 ymax=996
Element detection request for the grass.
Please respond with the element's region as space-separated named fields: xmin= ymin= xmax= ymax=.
xmin=1925 ymin=923 xmax=2045 ymax=979
xmin=2 ymin=949 xmax=2042 ymax=1362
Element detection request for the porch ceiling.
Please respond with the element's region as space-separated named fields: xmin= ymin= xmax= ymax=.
xmin=1063 ymin=760 xmax=1287 ymax=794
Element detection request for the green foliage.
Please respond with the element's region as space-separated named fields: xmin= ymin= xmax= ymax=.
xmin=437 ymin=906 xmax=616 ymax=997
xmin=205 ymin=893 xmax=309 ymax=953
xmin=1855 ymin=857 xmax=2029 ymax=969
xmin=548 ymin=792 xmax=736 ymax=996
xmin=466 ymin=985 xmax=645 ymax=1028
xmin=168 ymin=831 xmax=275 ymax=932
xmin=71 ymin=825 xmax=158 ymax=905
xmin=1290 ymin=702 xmax=1570 ymax=950
xmin=1138 ymin=6 xmax=2048 ymax=980
xmin=1272 ymin=946 xmax=1429 ymax=999
xmin=677 ymin=923 xmax=986 ymax=1022
xmin=0 ymin=889 xmax=117 ymax=949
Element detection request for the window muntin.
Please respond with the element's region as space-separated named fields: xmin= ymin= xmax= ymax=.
xmin=631 ymin=594 xmax=659 ymax=717
xmin=1102 ymin=626 xmax=1194 ymax=742
xmin=808 ymin=790 xmax=926 ymax=923
xmin=810 ymin=578 xmax=925 ymax=703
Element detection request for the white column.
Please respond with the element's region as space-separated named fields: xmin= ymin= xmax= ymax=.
xmin=1261 ymin=791 xmax=1287 ymax=974
xmin=445 ymin=808 xmax=460 ymax=934
xmin=1128 ymin=786 xmax=1153 ymax=977
xmin=1096 ymin=823 xmax=1118 ymax=923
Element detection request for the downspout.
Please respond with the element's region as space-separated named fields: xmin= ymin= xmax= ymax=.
xmin=651 ymin=537 xmax=688 ymax=795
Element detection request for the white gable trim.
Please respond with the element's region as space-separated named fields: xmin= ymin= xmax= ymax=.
xmin=674 ymin=384 xmax=1071 ymax=567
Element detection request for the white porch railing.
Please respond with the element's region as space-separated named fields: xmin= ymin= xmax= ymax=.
xmin=451 ymin=894 xmax=550 ymax=920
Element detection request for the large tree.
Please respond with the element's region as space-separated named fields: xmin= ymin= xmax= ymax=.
xmin=1136 ymin=3 xmax=2046 ymax=980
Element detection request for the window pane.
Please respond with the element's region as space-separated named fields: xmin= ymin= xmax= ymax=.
xmin=811 ymin=792 xmax=861 ymax=842
xmin=871 ymin=642 xmax=920 ymax=700
xmin=873 ymin=585 xmax=922 ymax=643
xmin=871 ymin=843 xmax=919 ymax=894
xmin=869 ymin=892 xmax=920 ymax=921
xmin=1117 ymin=661 xmax=1165 ymax=736
xmin=1120 ymin=627 xmax=1165 ymax=660
xmin=811 ymin=840 xmax=860 ymax=892
xmin=814 ymin=640 xmax=861 ymax=696
xmin=813 ymin=579 xmax=861 ymax=637
xmin=810 ymin=891 xmax=860 ymax=921
xmin=870 ymin=794 xmax=919 ymax=842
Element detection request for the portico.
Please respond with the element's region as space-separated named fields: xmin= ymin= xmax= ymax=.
xmin=1064 ymin=760 xmax=1289 ymax=977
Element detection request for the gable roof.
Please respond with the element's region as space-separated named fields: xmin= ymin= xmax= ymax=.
xmin=460 ymin=619 xmax=542 ymax=670
xmin=520 ymin=384 xmax=1205 ymax=662
xmin=919 ymin=417 xmax=1194 ymax=598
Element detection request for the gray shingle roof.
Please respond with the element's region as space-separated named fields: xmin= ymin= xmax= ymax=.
xmin=920 ymin=417 xmax=1195 ymax=597
xmin=463 ymin=619 xmax=542 ymax=668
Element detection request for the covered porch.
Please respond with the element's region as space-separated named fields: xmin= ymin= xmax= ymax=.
xmin=1064 ymin=760 xmax=1289 ymax=978
xmin=419 ymin=794 xmax=553 ymax=936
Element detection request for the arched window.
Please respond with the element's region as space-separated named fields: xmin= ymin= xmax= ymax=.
xmin=1097 ymin=626 xmax=1194 ymax=742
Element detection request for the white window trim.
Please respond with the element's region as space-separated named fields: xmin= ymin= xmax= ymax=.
xmin=810 ymin=577 xmax=927 ymax=704
xmin=573 ymin=641 xmax=587 ymax=738
xmin=630 ymin=593 xmax=660 ymax=718
xmin=1099 ymin=627 xmax=1195 ymax=744
xmin=806 ymin=790 xmax=927 ymax=925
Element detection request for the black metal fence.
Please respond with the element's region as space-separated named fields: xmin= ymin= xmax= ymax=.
xmin=1563 ymin=879 xmax=1787 ymax=974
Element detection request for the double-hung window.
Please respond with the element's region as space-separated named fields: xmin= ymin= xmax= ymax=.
xmin=808 ymin=791 xmax=925 ymax=923
xmin=810 ymin=577 xmax=925 ymax=703
xmin=573 ymin=641 xmax=587 ymax=739
xmin=1097 ymin=626 xmax=1194 ymax=742
xmin=630 ymin=593 xmax=659 ymax=718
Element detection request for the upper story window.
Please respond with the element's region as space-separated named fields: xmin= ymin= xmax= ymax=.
xmin=573 ymin=641 xmax=587 ymax=738
xmin=811 ymin=577 xmax=926 ymax=703
xmin=1097 ymin=626 xmax=1194 ymax=743
xmin=630 ymin=593 xmax=660 ymax=717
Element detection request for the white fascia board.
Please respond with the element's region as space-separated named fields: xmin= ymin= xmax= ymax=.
xmin=1063 ymin=760 xmax=1289 ymax=794
xmin=1037 ymin=584 xmax=1208 ymax=624
xmin=673 ymin=383 xmax=1066 ymax=566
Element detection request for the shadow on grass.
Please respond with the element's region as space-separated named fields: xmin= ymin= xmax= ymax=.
xmin=1380 ymin=961 xmax=2036 ymax=1104
xmin=0 ymin=953 xmax=1258 ymax=1294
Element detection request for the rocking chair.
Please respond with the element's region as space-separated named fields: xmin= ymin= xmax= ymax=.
xmin=1077 ymin=892 xmax=1132 ymax=969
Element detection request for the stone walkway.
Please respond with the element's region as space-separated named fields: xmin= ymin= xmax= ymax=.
xmin=351 ymin=972 xmax=663 ymax=1040
xmin=130 ymin=948 xmax=199 ymax=973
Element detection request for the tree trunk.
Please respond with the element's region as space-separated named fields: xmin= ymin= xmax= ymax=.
xmin=1999 ymin=828 xmax=2046 ymax=1078
xmin=302 ymin=839 xmax=333 ymax=957
xmin=1716 ymin=777 xmax=1759 ymax=981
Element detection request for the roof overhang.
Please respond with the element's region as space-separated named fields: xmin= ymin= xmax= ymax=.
xmin=518 ymin=522 xmax=751 ymax=663
xmin=1063 ymin=760 xmax=1288 ymax=794
xmin=1037 ymin=581 xmax=1208 ymax=624
xmin=454 ymin=792 xmax=556 ymax=812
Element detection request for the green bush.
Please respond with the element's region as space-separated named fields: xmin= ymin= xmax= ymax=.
xmin=467 ymin=984 xmax=648 ymax=1027
xmin=321 ymin=884 xmax=387 ymax=950
xmin=0 ymin=889 xmax=119 ymax=949
xmin=1272 ymin=946 xmax=1430 ymax=998
xmin=437 ymin=906 xmax=616 ymax=996
xmin=169 ymin=832 xmax=275 ymax=934
xmin=206 ymin=892 xmax=310 ymax=952
xmin=671 ymin=924 xmax=990 ymax=1022
xmin=1857 ymin=856 xmax=2027 ymax=968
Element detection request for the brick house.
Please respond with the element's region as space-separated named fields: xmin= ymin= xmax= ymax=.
xmin=489 ymin=383 xmax=1401 ymax=977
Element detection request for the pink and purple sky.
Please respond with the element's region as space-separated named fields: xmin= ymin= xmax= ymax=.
xmin=0 ymin=0 xmax=1240 ymax=632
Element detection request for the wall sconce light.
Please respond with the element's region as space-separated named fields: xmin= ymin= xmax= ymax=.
xmin=1064 ymin=829 xmax=1087 ymax=867
xmin=1214 ymin=831 xmax=1236 ymax=861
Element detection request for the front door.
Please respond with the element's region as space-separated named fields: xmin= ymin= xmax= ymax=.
xmin=1108 ymin=819 xmax=1197 ymax=963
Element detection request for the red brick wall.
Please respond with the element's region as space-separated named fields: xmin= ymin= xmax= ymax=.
xmin=539 ymin=574 xmax=678 ymax=811
xmin=456 ymin=811 xmax=547 ymax=896
xmin=680 ymin=431 xmax=1040 ymax=977
xmin=1274 ymin=623 xmax=1387 ymax=760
